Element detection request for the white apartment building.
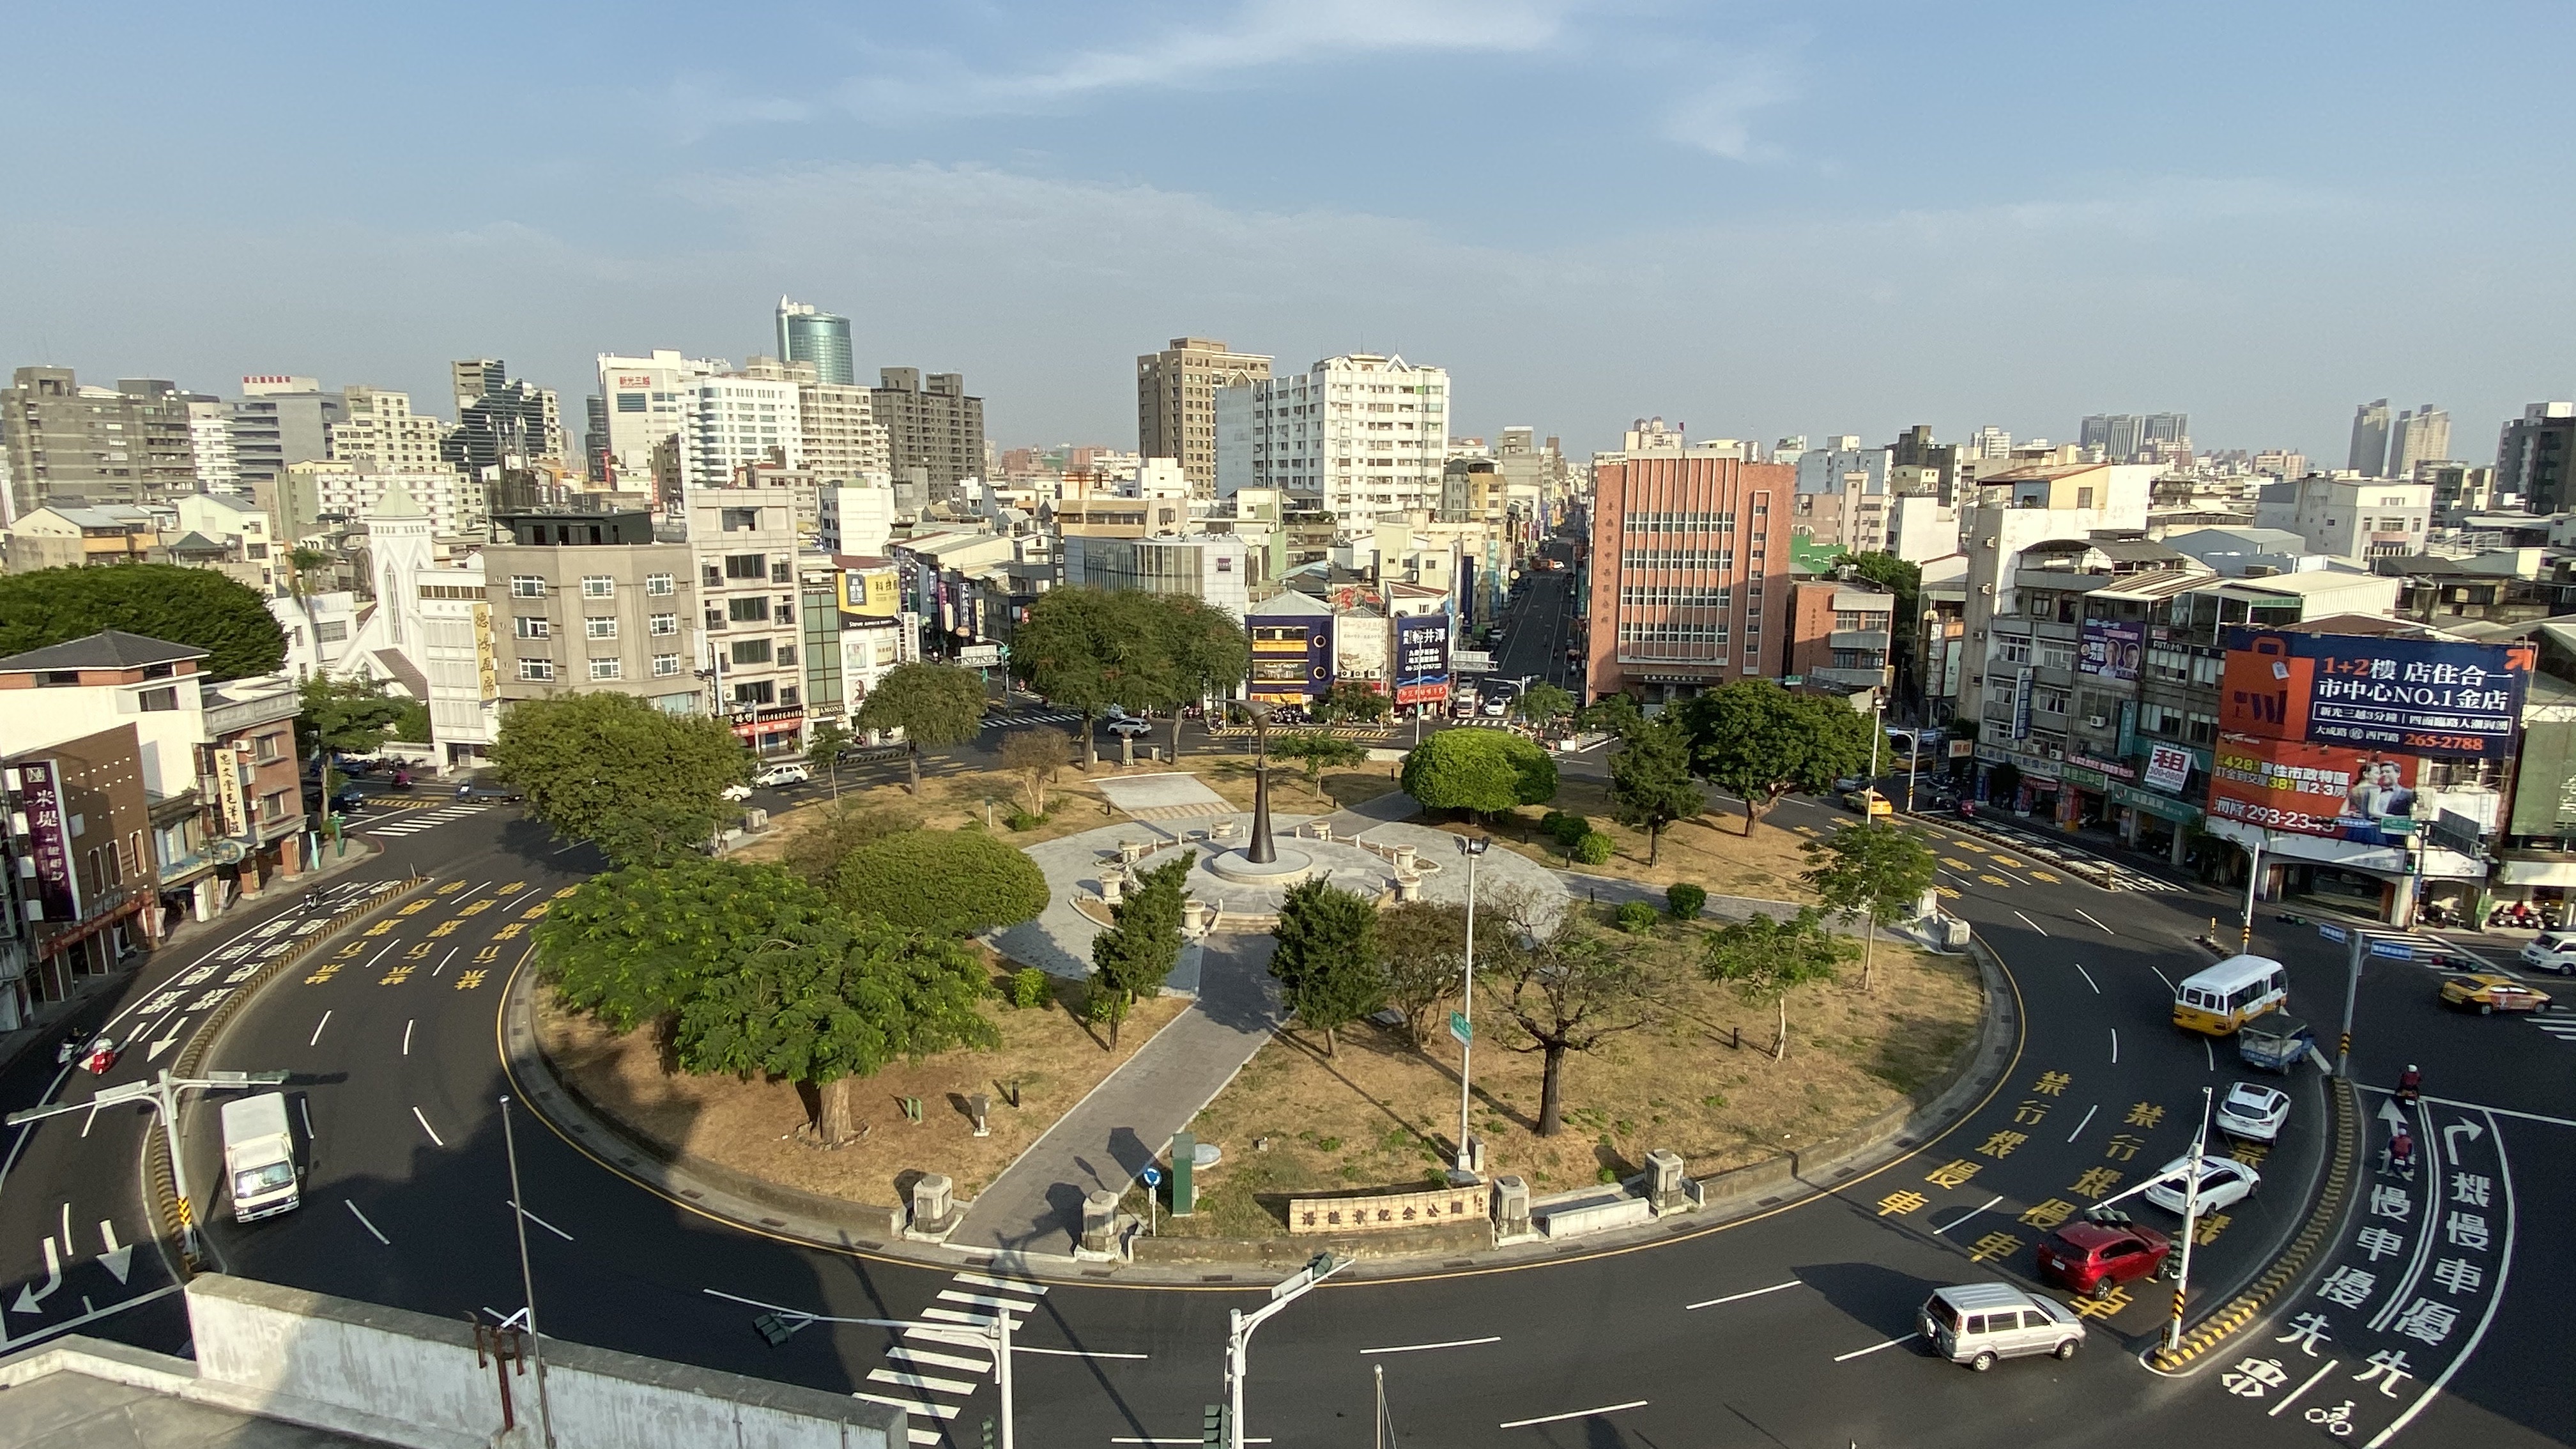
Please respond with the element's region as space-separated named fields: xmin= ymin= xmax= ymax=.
xmin=1952 ymin=462 xmax=2158 ymax=731
xmin=684 ymin=484 xmax=808 ymax=755
xmin=283 ymin=461 xmax=486 ymax=539
xmin=1061 ymin=533 xmax=1251 ymax=619
xmin=173 ymin=493 xmax=277 ymax=592
xmin=684 ymin=374 xmax=801 ymax=492
xmin=818 ymin=483 xmax=898 ymax=557
xmin=1250 ymin=354 xmax=1451 ymax=521
xmin=595 ymin=350 xmax=720 ymax=479
xmin=186 ymin=398 xmax=238 ymax=489
xmin=330 ymin=388 xmax=450 ymax=472
xmin=800 ymin=381 xmax=893 ymax=483
xmin=2253 ymin=476 xmax=2433 ymax=562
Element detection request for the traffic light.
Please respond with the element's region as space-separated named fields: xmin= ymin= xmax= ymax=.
xmin=1201 ymin=1403 xmax=1229 ymax=1446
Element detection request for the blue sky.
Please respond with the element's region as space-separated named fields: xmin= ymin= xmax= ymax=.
xmin=6 ymin=1 xmax=2570 ymax=463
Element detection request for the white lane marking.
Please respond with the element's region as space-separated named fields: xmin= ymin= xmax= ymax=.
xmin=2073 ymin=963 xmax=2099 ymax=993
xmin=2368 ymin=1101 xmax=2445 ymax=1333
xmin=2148 ymin=963 xmax=2177 ymax=992
xmin=2205 ymin=1036 xmax=2214 ymax=1072
xmin=1108 ymin=1441 xmax=1270 ymax=1446
xmin=2012 ymin=910 xmax=2048 ymax=936
xmin=868 ymin=1368 xmax=979 ymax=1395
xmin=402 ymin=1019 xmax=414 ymax=1056
xmin=2076 ymin=908 xmax=2113 ymax=933
xmin=2109 ymin=1027 xmax=2119 ymax=1064
xmin=952 ymin=1271 xmax=1049 ymax=1294
xmin=1498 ymin=1400 xmax=1648 ymax=1430
xmin=854 ymin=1393 xmax=959 ymax=1421
xmin=298 ymin=1098 xmax=314 ymax=1139
xmin=2357 ymin=1088 xmax=2576 ymax=1129
xmin=1012 ymin=1345 xmax=1149 ymax=1359
xmin=433 ymin=947 xmax=456 ymax=979
xmin=309 ymin=1011 xmax=332 ymax=1046
xmin=2269 ymin=1357 xmax=2341 ymax=1416
xmin=505 ymin=1199 xmax=573 ymax=1242
xmin=344 ymin=1200 xmax=390 ymax=1244
xmin=1933 ymin=1195 xmax=2005 ymax=1235
xmin=411 ymin=1107 xmax=445 ymax=1147
xmin=1362 ymin=1333 xmax=1507 ymax=1351
xmin=59 ymin=1202 xmax=72 ymax=1257
xmin=1683 ymin=1280 xmax=1801 ymax=1312
xmin=1832 ymin=1332 xmax=1920 ymax=1362
xmin=885 ymin=1345 xmax=990 ymax=1374
xmin=2365 ymin=1110 xmax=2515 ymax=1449
xmin=935 ymin=1289 xmax=1041 ymax=1312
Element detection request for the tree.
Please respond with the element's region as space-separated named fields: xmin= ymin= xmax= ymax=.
xmin=1400 ymin=729 xmax=1557 ymax=818
xmin=535 ymin=859 xmax=840 ymax=1032
xmin=0 ymin=564 xmax=285 ymax=680
xmin=832 ymin=828 xmax=1049 ymax=937
xmin=1013 ymin=588 xmax=1167 ymax=769
xmin=1269 ymin=878 xmax=1383 ymax=1055
xmin=1675 ymin=680 xmax=1873 ymax=836
xmin=1606 ymin=715 xmax=1706 ymax=865
xmin=854 ymin=661 xmax=986 ymax=794
xmin=1489 ymin=890 xmax=1657 ymax=1136
xmin=998 ymin=728 xmax=1071 ymax=815
xmin=296 ymin=676 xmax=410 ymax=776
xmin=1700 ymin=907 xmax=1844 ymax=1059
xmin=805 ymin=719 xmax=854 ymax=800
xmin=778 ymin=801 xmax=920 ymax=885
xmin=1317 ymin=680 xmax=1391 ymax=725
xmin=1156 ymin=595 xmax=1250 ymax=759
xmin=491 ymin=692 xmax=750 ymax=862
xmin=1577 ymin=693 xmax=1643 ymax=739
xmin=1374 ymin=899 xmax=1473 ymax=1050
xmin=1512 ymin=683 xmax=1575 ymax=730
xmin=1802 ymin=822 xmax=1938 ymax=989
xmin=1087 ymin=853 xmax=1192 ymax=1046
xmin=675 ymin=916 xmax=998 ymax=1144
xmin=1268 ymin=728 xmax=1366 ymax=783
xmin=285 ymin=546 xmax=332 ymax=597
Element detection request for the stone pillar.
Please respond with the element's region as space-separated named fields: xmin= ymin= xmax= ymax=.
xmin=1099 ymin=870 xmax=1124 ymax=905
xmin=1493 ymin=1174 xmax=1531 ymax=1236
xmin=911 ymin=1174 xmax=956 ymax=1234
xmin=1646 ymin=1149 xmax=1690 ymax=1213
xmin=1080 ymin=1189 xmax=1121 ymax=1254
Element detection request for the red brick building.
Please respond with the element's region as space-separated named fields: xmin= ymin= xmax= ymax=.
xmin=1781 ymin=576 xmax=1897 ymax=691
xmin=1584 ymin=456 xmax=1793 ymax=704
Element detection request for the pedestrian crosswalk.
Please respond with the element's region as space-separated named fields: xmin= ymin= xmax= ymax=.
xmin=857 ymin=1269 xmax=1048 ymax=1445
xmin=2531 ymin=1012 xmax=2576 ymax=1047
xmin=990 ymin=710 xmax=1084 ymax=728
xmin=355 ymin=802 xmax=491 ymax=837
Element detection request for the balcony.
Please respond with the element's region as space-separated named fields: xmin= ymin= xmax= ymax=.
xmin=1813 ymin=666 xmax=1892 ymax=689
xmin=1828 ymin=629 xmax=1890 ymax=652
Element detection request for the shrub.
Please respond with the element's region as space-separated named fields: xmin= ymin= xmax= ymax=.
xmin=1574 ymin=831 xmax=1615 ymax=866
xmin=1666 ymin=883 xmax=1708 ymax=920
xmin=1006 ymin=809 xmax=1048 ymax=832
xmin=1614 ymin=901 xmax=1657 ymax=934
xmin=1542 ymin=811 xmax=1591 ymax=847
xmin=1006 ymin=967 xmax=1052 ymax=1009
xmin=834 ymin=828 xmax=1050 ymax=935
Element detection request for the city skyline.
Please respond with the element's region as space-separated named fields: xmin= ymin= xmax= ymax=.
xmin=4 ymin=2 xmax=2570 ymax=463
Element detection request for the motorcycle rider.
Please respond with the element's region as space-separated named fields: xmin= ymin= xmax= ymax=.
xmin=2384 ymin=1123 xmax=2417 ymax=1180
xmin=2396 ymin=1064 xmax=2423 ymax=1104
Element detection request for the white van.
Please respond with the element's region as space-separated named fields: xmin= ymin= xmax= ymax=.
xmin=1918 ymin=1282 xmax=2085 ymax=1370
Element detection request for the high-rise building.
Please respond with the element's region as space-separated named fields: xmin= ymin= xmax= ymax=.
xmin=680 ymin=372 xmax=801 ymax=493
xmin=594 ymin=351 xmax=720 ymax=485
xmin=2078 ymin=413 xmax=2189 ymax=463
xmin=776 ymin=298 xmax=855 ymax=387
xmin=1138 ymin=337 xmax=1273 ymax=497
xmin=740 ymin=356 xmax=891 ymax=486
xmin=229 ymin=376 xmax=345 ymax=491
xmin=447 ymin=359 xmax=565 ymax=478
xmin=1249 ymin=353 xmax=1450 ymax=520
xmin=2388 ymin=405 xmax=2451 ymax=479
xmin=684 ymin=479 xmax=808 ymax=754
xmin=329 ymin=387 xmax=450 ymax=472
xmin=2496 ymin=401 xmax=2576 ymax=514
xmin=2251 ymin=448 xmax=2308 ymax=480
xmin=1 ymin=369 xmax=199 ymax=518
xmin=2348 ymin=399 xmax=2393 ymax=476
xmin=183 ymin=396 xmax=238 ymax=490
xmin=486 ymin=509 xmax=702 ymax=717
xmin=868 ymin=368 xmax=985 ymax=498
xmin=1583 ymin=454 xmax=1793 ymax=703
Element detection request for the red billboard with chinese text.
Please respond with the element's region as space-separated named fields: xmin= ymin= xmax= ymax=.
xmin=2206 ymin=733 xmax=2421 ymax=843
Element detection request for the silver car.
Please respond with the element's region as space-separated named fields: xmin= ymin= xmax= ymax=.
xmin=1918 ymin=1282 xmax=2085 ymax=1370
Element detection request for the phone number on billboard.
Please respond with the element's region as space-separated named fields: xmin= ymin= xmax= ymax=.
xmin=2211 ymin=799 xmax=2331 ymax=832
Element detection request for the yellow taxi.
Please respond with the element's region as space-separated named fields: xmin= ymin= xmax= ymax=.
xmin=2438 ymin=973 xmax=2554 ymax=1015
xmin=1843 ymin=788 xmax=1895 ymax=820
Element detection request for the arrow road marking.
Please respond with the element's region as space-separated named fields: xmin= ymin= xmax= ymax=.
xmin=2379 ymin=1098 xmax=2408 ymax=1130
xmin=2442 ymin=1120 xmax=2484 ymax=1156
xmin=147 ymin=1020 xmax=189 ymax=1061
xmin=11 ymin=1239 xmax=62 ymax=1315
xmin=95 ymin=1222 xmax=131 ymax=1285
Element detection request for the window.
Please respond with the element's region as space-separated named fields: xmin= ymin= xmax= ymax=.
xmin=518 ymin=659 xmax=555 ymax=681
xmin=510 ymin=576 xmax=546 ymax=598
xmin=588 ymin=658 xmax=622 ymax=681
xmin=247 ymin=543 xmax=268 ymax=560
xmin=728 ymin=596 xmax=770 ymax=624
xmin=139 ymin=686 xmax=179 ymax=712
xmin=652 ymin=653 xmax=682 ymax=677
xmin=251 ymin=731 xmax=283 ymax=762
xmin=777 ymin=645 xmax=797 ymax=666
xmin=259 ymin=790 xmax=288 ymax=823
xmin=2187 ymin=710 xmax=2219 ymax=746
xmin=514 ymin=616 xmax=550 ymax=639
xmin=721 ymin=508 xmax=760 ymax=533
xmin=316 ymin=620 xmax=348 ymax=643
xmin=615 ymin=392 xmax=647 ymax=413
xmin=581 ymin=575 xmax=615 ymax=599
xmin=724 ymin=554 xmax=767 ymax=580
xmin=648 ymin=613 xmax=678 ymax=636
xmin=585 ymin=617 xmax=618 ymax=640
xmin=733 ymin=680 xmax=776 ymax=707
xmin=731 ymin=639 xmax=772 ymax=666
xmin=781 ymin=686 xmax=799 ymax=707
xmin=645 ymin=573 xmax=675 ymax=596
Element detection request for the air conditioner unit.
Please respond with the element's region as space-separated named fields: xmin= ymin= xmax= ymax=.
xmin=2086 ymin=715 xmax=2108 ymax=728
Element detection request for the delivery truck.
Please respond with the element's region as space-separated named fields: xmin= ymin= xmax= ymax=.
xmin=221 ymin=1092 xmax=302 ymax=1222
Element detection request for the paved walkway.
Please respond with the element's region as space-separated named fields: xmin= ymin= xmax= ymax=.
xmin=953 ymin=932 xmax=1282 ymax=1254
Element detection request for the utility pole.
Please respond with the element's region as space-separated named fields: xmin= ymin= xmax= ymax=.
xmin=1225 ymin=1254 xmax=1347 ymax=1449
xmin=8 ymin=1069 xmax=288 ymax=1260
xmin=498 ymin=1097 xmax=555 ymax=1448
xmin=2161 ymin=1086 xmax=2215 ymax=1358
xmin=2239 ymin=830 xmax=2267 ymax=954
xmin=1453 ymin=835 xmax=1488 ymax=1176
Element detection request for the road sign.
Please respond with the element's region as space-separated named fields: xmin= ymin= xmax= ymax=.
xmin=1448 ymin=1011 xmax=1471 ymax=1045
xmin=2369 ymin=939 xmax=2414 ymax=960
xmin=2317 ymin=924 xmax=2348 ymax=944
xmin=959 ymin=643 xmax=1003 ymax=667
xmin=1142 ymin=1166 xmax=1163 ymax=1188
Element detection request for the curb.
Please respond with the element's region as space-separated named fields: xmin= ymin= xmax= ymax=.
xmin=142 ymin=873 xmax=432 ymax=1269
xmin=2147 ymin=1074 xmax=2363 ymax=1368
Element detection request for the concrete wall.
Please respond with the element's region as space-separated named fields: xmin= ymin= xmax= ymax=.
xmin=186 ymin=1275 xmax=903 ymax=1449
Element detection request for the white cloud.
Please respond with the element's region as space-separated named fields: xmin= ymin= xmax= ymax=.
xmin=1662 ymin=63 xmax=1799 ymax=162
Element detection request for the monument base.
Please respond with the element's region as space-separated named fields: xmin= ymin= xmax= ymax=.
xmin=1206 ymin=846 xmax=1314 ymax=886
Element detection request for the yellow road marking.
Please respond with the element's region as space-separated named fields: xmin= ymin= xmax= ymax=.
xmin=2028 ymin=869 xmax=2060 ymax=884
xmin=1979 ymin=874 xmax=2009 ymax=887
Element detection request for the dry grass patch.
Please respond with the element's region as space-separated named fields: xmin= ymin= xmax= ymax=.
xmin=1139 ymin=918 xmax=1981 ymax=1238
xmin=537 ymin=969 xmax=1188 ymax=1205
xmin=1468 ymin=779 xmax=1831 ymax=902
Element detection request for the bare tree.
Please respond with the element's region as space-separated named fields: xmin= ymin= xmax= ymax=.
xmin=999 ymin=728 xmax=1071 ymax=816
xmin=1486 ymin=886 xmax=1660 ymax=1136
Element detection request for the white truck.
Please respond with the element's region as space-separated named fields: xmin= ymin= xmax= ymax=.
xmin=220 ymin=1092 xmax=301 ymax=1222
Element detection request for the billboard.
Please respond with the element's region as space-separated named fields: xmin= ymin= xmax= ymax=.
xmin=841 ymin=569 xmax=900 ymax=618
xmin=2207 ymin=732 xmax=2421 ymax=843
xmin=1394 ymin=613 xmax=1453 ymax=705
xmin=14 ymin=760 xmax=82 ymax=923
xmin=2143 ymin=741 xmax=2194 ymax=793
xmin=2080 ymin=618 xmax=2143 ymax=680
xmin=2220 ymin=628 xmax=2534 ymax=757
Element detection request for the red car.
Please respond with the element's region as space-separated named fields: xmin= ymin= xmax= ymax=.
xmin=2035 ymin=1215 xmax=2172 ymax=1299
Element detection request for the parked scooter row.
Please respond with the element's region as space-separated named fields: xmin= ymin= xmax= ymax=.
xmin=2488 ymin=900 xmax=2564 ymax=930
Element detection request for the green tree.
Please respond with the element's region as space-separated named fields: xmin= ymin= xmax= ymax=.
xmin=1606 ymin=715 xmax=1706 ymax=865
xmin=778 ymin=800 xmax=921 ymax=885
xmin=804 ymin=719 xmax=854 ymax=800
xmin=295 ymin=677 xmax=410 ymax=781
xmin=285 ymin=546 xmax=332 ymax=597
xmin=1512 ymin=683 xmax=1575 ymax=730
xmin=1802 ymin=822 xmax=1938 ymax=989
xmin=998 ymin=727 xmax=1071 ymax=815
xmin=491 ymin=691 xmax=751 ymax=861
xmin=1373 ymin=898 xmax=1473 ymax=1050
xmin=1317 ymin=680 xmax=1391 ymax=725
xmin=0 ymin=564 xmax=285 ymax=679
xmin=535 ymin=859 xmax=839 ymax=1032
xmin=675 ymin=917 xmax=998 ymax=1144
xmin=1268 ymin=728 xmax=1366 ymax=783
xmin=1700 ymin=907 xmax=1844 ymax=1059
xmin=854 ymin=661 xmax=986 ymax=794
xmin=1268 ymin=877 xmax=1383 ymax=1055
xmin=1400 ymin=729 xmax=1558 ymax=818
xmin=1013 ymin=588 xmax=1167 ymax=769
xmin=832 ymin=828 xmax=1049 ymax=937
xmin=1155 ymin=595 xmax=1250 ymax=758
xmin=1489 ymin=889 xmax=1657 ymax=1136
xmin=1676 ymin=680 xmax=1873 ymax=836
xmin=1088 ymin=852 xmax=1192 ymax=1047
xmin=1577 ymin=693 xmax=1644 ymax=739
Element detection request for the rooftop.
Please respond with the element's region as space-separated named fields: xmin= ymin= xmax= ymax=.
xmin=0 ymin=629 xmax=208 ymax=673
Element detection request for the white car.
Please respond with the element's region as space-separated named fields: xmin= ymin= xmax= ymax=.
xmin=720 ymin=783 xmax=753 ymax=801
xmin=2214 ymin=1082 xmax=2290 ymax=1142
xmin=1106 ymin=716 xmax=1152 ymax=737
xmin=2520 ymin=930 xmax=2576 ymax=976
xmin=1482 ymin=698 xmax=1509 ymax=717
xmin=753 ymin=762 xmax=810 ymax=789
xmin=2141 ymin=1154 xmax=2260 ymax=1215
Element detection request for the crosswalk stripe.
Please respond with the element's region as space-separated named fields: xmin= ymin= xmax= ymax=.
xmin=908 ymin=1430 xmax=942 ymax=1446
xmin=854 ymin=1392 xmax=960 ymax=1420
xmin=921 ymin=1306 xmax=1020 ymax=1326
xmin=935 ymin=1289 xmax=1041 ymax=1312
xmin=887 ymin=1345 xmax=992 ymax=1374
xmin=952 ymin=1272 xmax=1050 ymax=1294
xmin=868 ymin=1368 xmax=981 ymax=1395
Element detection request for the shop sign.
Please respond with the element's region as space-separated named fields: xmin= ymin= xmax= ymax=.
xmin=213 ymin=744 xmax=249 ymax=838
xmin=2011 ymin=666 xmax=2035 ymax=740
xmin=2059 ymin=763 xmax=2109 ymax=792
xmin=13 ymin=759 xmax=82 ymax=923
xmin=1974 ymin=742 xmax=2060 ymax=783
xmin=472 ymin=602 xmax=498 ymax=701
xmin=2067 ymin=752 xmax=2135 ymax=781
xmin=2108 ymin=781 xmax=2202 ymax=823
xmin=2143 ymin=742 xmax=2193 ymax=793
xmin=2207 ymin=732 xmax=2421 ymax=843
xmin=1394 ymin=612 xmax=1453 ymax=705
xmin=2220 ymin=628 xmax=2534 ymax=756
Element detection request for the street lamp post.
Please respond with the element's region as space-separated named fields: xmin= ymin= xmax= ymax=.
xmin=1454 ymin=835 xmax=1489 ymax=1176
xmin=7 ymin=1068 xmax=289 ymax=1261
xmin=2239 ymin=830 xmax=2269 ymax=954
xmin=1224 ymin=1253 xmax=1348 ymax=1449
xmin=2161 ymin=1086 xmax=2216 ymax=1358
